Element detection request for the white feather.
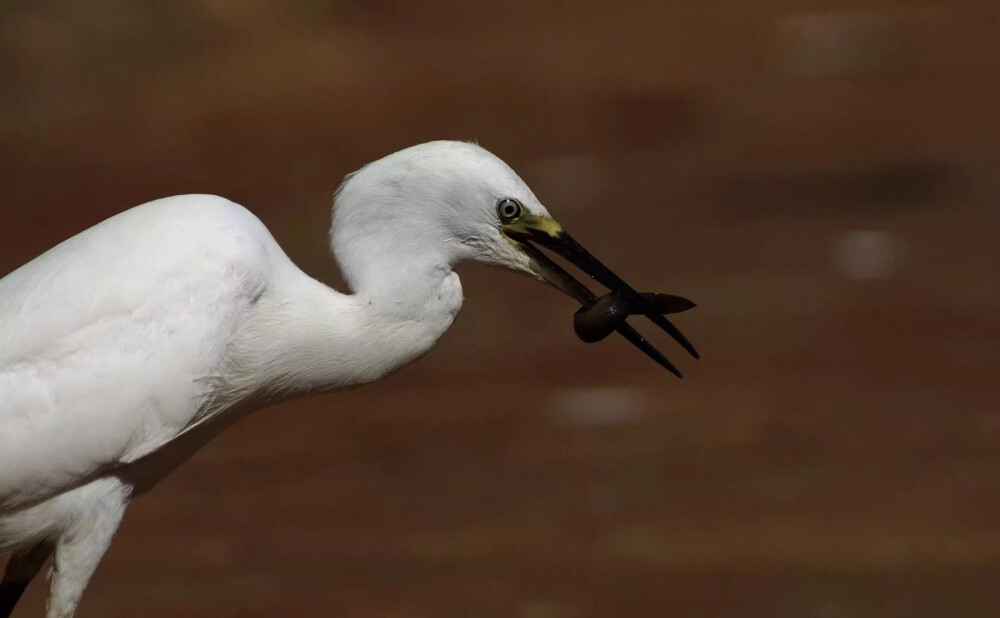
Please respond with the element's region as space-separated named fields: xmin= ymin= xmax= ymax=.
xmin=0 ymin=141 xmax=550 ymax=618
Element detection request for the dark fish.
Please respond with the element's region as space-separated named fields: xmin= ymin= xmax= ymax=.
xmin=574 ymin=292 xmax=696 ymax=344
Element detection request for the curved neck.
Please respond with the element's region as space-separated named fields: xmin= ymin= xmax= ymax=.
xmin=220 ymin=257 xmax=464 ymax=406
xmin=331 ymin=212 xmax=473 ymax=319
xmin=346 ymin=244 xmax=459 ymax=317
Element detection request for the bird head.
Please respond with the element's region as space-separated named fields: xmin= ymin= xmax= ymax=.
xmin=331 ymin=140 xmax=697 ymax=375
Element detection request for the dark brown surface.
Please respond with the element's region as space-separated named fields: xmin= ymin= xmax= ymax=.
xmin=2 ymin=1 xmax=1000 ymax=616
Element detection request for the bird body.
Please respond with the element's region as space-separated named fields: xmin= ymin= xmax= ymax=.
xmin=2 ymin=195 xmax=268 ymax=509
xmin=0 ymin=141 xmax=695 ymax=617
xmin=0 ymin=191 xmax=465 ymax=617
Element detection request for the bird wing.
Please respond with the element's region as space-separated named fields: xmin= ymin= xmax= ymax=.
xmin=0 ymin=195 xmax=273 ymax=510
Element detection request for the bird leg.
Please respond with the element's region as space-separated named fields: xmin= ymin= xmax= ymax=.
xmin=573 ymin=292 xmax=696 ymax=344
xmin=1 ymin=543 xmax=53 ymax=618
xmin=46 ymin=480 xmax=129 ymax=618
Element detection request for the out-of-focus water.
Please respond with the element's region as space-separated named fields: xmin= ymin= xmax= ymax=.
xmin=2 ymin=2 xmax=999 ymax=616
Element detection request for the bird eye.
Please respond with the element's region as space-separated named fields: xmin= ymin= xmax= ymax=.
xmin=497 ymin=198 xmax=523 ymax=223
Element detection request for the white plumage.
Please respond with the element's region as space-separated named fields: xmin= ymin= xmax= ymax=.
xmin=0 ymin=140 xmax=694 ymax=617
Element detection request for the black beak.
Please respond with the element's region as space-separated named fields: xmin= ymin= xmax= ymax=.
xmin=504 ymin=223 xmax=699 ymax=378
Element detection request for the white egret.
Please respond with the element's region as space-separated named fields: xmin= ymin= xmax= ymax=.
xmin=0 ymin=141 xmax=697 ymax=617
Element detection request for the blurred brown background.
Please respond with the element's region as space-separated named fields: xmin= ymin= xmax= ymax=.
xmin=3 ymin=1 xmax=1000 ymax=616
